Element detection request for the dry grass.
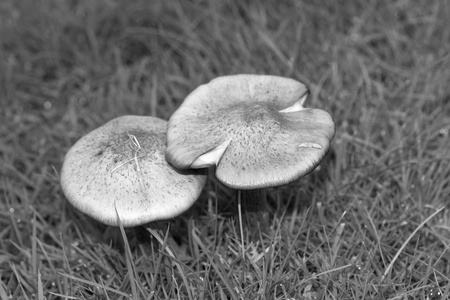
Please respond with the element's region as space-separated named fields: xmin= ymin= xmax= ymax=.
xmin=1 ymin=0 xmax=450 ymax=299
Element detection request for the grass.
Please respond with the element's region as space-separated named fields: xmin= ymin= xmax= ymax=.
xmin=1 ymin=0 xmax=449 ymax=299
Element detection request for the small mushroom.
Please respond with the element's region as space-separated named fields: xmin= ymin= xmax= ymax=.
xmin=61 ymin=115 xmax=206 ymax=227
xmin=165 ymin=74 xmax=335 ymax=220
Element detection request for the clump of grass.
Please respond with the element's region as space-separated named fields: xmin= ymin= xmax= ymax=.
xmin=1 ymin=0 xmax=450 ymax=299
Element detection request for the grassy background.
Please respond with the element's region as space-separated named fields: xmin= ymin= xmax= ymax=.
xmin=1 ymin=0 xmax=449 ymax=299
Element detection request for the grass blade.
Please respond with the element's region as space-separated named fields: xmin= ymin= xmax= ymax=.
xmin=381 ymin=206 xmax=445 ymax=281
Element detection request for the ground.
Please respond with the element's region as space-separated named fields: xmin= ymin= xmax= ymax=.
xmin=0 ymin=0 xmax=449 ymax=299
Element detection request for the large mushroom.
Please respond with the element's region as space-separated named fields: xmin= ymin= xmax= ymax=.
xmin=60 ymin=115 xmax=206 ymax=227
xmin=165 ymin=74 xmax=335 ymax=234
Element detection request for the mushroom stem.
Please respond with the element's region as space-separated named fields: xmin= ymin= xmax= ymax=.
xmin=237 ymin=191 xmax=245 ymax=260
xmin=239 ymin=189 xmax=267 ymax=212
xmin=145 ymin=225 xmax=194 ymax=300
xmin=146 ymin=223 xmax=176 ymax=257
xmin=136 ymin=221 xmax=181 ymax=254
xmin=236 ymin=189 xmax=270 ymax=243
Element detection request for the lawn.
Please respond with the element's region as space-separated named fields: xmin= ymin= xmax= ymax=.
xmin=1 ymin=0 xmax=449 ymax=299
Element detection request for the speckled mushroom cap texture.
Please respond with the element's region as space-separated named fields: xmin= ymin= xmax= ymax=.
xmin=166 ymin=74 xmax=335 ymax=190
xmin=60 ymin=115 xmax=206 ymax=227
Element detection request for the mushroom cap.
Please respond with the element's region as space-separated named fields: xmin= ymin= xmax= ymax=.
xmin=166 ymin=74 xmax=335 ymax=189
xmin=61 ymin=115 xmax=206 ymax=227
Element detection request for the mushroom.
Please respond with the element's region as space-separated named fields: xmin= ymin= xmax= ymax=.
xmin=60 ymin=115 xmax=206 ymax=227
xmin=165 ymin=74 xmax=335 ymax=243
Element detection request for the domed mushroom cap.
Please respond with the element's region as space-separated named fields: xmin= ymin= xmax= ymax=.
xmin=166 ymin=74 xmax=335 ymax=189
xmin=61 ymin=115 xmax=206 ymax=227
